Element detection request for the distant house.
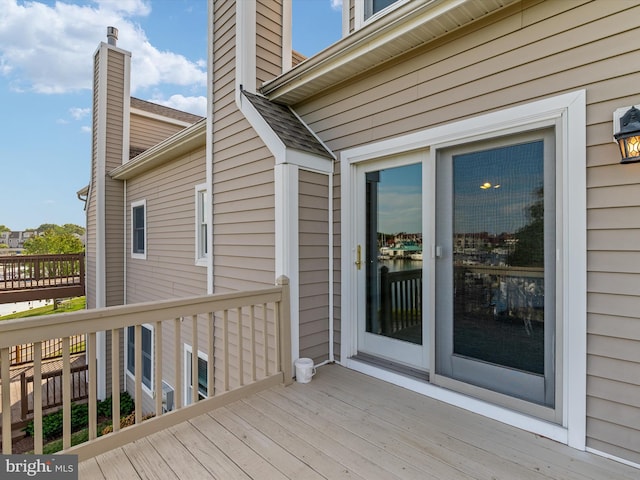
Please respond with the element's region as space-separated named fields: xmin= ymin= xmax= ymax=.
xmin=0 ymin=230 xmax=36 ymax=254
xmin=84 ymin=1 xmax=640 ymax=468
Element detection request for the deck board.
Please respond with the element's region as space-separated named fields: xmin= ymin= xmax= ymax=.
xmin=83 ymin=365 xmax=639 ymax=480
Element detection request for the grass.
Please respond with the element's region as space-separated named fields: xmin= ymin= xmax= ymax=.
xmin=0 ymin=297 xmax=85 ymax=321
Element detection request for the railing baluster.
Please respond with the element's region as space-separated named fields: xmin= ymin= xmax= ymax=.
xmin=237 ymin=307 xmax=244 ymax=387
xmin=33 ymin=341 xmax=43 ymax=454
xmin=134 ymin=325 xmax=142 ymax=424
xmin=174 ymin=318 xmax=182 ymax=410
xmin=155 ymin=321 xmax=163 ymax=416
xmin=262 ymin=303 xmax=268 ymax=376
xmin=88 ymin=332 xmax=97 ymax=441
xmin=191 ymin=315 xmax=198 ymax=403
xmin=111 ymin=328 xmax=120 ymax=433
xmin=250 ymin=305 xmax=256 ymax=382
xmin=62 ymin=336 xmax=71 ymax=450
xmin=223 ymin=310 xmax=229 ymax=391
xmin=208 ymin=312 xmax=214 ymax=397
xmin=1 ymin=347 xmax=12 ymax=453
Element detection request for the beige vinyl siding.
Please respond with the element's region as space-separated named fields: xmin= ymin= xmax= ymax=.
xmin=298 ymin=170 xmax=330 ymax=363
xmin=213 ymin=0 xmax=276 ymax=295
xmin=129 ymin=113 xmax=187 ymax=158
xmin=86 ymin=51 xmax=100 ymax=310
xmin=332 ymin=172 xmax=341 ymax=362
xmin=293 ymin=0 xmax=640 ymax=463
xmin=256 ymin=0 xmax=283 ymax=85
xmin=104 ymin=48 xmax=125 ymax=308
xmin=125 ymin=146 xmax=207 ymax=304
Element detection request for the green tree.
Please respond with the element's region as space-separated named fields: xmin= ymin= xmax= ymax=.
xmin=507 ymin=187 xmax=544 ymax=268
xmin=62 ymin=224 xmax=85 ymax=236
xmin=35 ymin=223 xmax=59 ymax=234
xmin=0 ymin=225 xmax=9 ymax=233
xmin=23 ymin=230 xmax=84 ymax=254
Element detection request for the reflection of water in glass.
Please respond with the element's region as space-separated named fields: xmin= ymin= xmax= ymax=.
xmin=378 ymin=258 xmax=422 ymax=273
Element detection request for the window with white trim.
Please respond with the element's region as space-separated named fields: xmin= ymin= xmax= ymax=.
xmin=184 ymin=345 xmax=208 ymax=405
xmin=195 ymin=184 xmax=208 ymax=266
xmin=131 ymin=199 xmax=146 ymax=259
xmin=126 ymin=324 xmax=153 ymax=391
xmin=364 ymin=0 xmax=399 ymax=20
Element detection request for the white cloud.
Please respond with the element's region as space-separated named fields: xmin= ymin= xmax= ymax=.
xmin=0 ymin=0 xmax=205 ymax=95
xmin=70 ymin=107 xmax=91 ymax=120
xmin=331 ymin=0 xmax=342 ymax=10
xmin=151 ymin=94 xmax=206 ymax=117
xmin=81 ymin=125 xmax=91 ymax=133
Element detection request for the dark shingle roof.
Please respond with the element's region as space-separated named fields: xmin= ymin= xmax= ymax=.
xmin=130 ymin=97 xmax=203 ymax=124
xmin=243 ymin=91 xmax=333 ymax=159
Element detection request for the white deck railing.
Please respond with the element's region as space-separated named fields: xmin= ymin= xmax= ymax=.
xmin=0 ymin=276 xmax=291 ymax=460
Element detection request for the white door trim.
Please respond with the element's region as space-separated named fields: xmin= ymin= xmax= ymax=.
xmin=340 ymin=90 xmax=586 ymax=449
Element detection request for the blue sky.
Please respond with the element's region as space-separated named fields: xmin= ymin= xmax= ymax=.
xmin=0 ymin=0 xmax=342 ymax=231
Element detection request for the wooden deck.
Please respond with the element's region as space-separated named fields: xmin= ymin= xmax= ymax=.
xmin=80 ymin=365 xmax=638 ymax=480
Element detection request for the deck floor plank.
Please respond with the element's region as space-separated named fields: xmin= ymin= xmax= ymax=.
xmin=168 ymin=420 xmax=252 ymax=480
xmin=77 ymin=457 xmax=105 ymax=479
xmin=241 ymin=394 xmax=394 ymax=480
xmin=190 ymin=411 xmax=290 ymax=480
xmin=322 ymin=366 xmax=639 ymax=480
xmin=211 ymin=405 xmax=326 ymax=480
xmin=258 ymin=388 xmax=437 ymax=480
xmin=83 ymin=365 xmax=640 ymax=480
xmin=94 ymin=446 xmax=143 ymax=479
xmin=120 ymin=437 xmax=178 ymax=480
xmin=282 ymin=374 xmax=542 ymax=480
xmin=229 ymin=398 xmax=365 ymax=480
xmin=141 ymin=428 xmax=212 ymax=479
xmin=265 ymin=384 xmax=479 ymax=480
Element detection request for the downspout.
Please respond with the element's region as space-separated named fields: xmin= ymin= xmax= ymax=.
xmin=122 ymin=179 xmax=127 ymax=393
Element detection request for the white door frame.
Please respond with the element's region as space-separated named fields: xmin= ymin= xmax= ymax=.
xmin=340 ymin=90 xmax=586 ymax=449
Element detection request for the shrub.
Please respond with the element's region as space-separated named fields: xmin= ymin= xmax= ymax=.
xmin=24 ymin=392 xmax=136 ymax=441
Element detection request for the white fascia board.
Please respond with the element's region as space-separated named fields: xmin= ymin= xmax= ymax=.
xmin=285 ymin=149 xmax=333 ymax=173
xmin=236 ymin=0 xmax=257 ymax=99
xmin=122 ymin=55 xmax=131 ymax=167
xmin=282 ymin=0 xmax=292 ymax=72
xmin=110 ymin=120 xmax=206 ymax=180
xmin=263 ymin=0 xmax=468 ymax=101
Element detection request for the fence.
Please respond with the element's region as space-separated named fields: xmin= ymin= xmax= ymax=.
xmin=0 ymin=276 xmax=291 ymax=460
xmin=0 ymin=253 xmax=85 ymax=303
xmin=379 ymin=266 xmax=422 ymax=337
xmin=20 ymin=364 xmax=89 ymax=420
xmin=10 ymin=336 xmax=86 ymax=366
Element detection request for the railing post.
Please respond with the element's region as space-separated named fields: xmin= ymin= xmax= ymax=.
xmin=276 ymin=276 xmax=293 ymax=386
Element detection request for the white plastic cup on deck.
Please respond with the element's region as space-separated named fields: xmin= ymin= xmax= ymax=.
xmin=294 ymin=358 xmax=316 ymax=383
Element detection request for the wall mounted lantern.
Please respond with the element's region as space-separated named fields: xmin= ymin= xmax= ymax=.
xmin=614 ymin=106 xmax=640 ymax=164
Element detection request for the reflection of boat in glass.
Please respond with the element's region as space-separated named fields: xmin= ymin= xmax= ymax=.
xmin=409 ymin=252 xmax=423 ymax=260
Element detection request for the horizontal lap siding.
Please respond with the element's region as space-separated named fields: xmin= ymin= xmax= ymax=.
xmin=129 ymin=114 xmax=187 ymax=155
xmin=104 ymin=49 xmax=125 ymax=308
xmin=86 ymin=52 xmax=100 ymax=310
xmin=299 ymin=170 xmax=330 ymax=363
xmin=295 ymin=0 xmax=640 ymax=463
xmin=213 ymin=0 xmax=275 ymax=294
xmin=257 ymin=0 xmax=283 ymax=85
xmin=126 ymin=147 xmax=207 ymax=303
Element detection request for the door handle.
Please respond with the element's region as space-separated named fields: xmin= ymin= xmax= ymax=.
xmin=355 ymin=245 xmax=362 ymax=270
